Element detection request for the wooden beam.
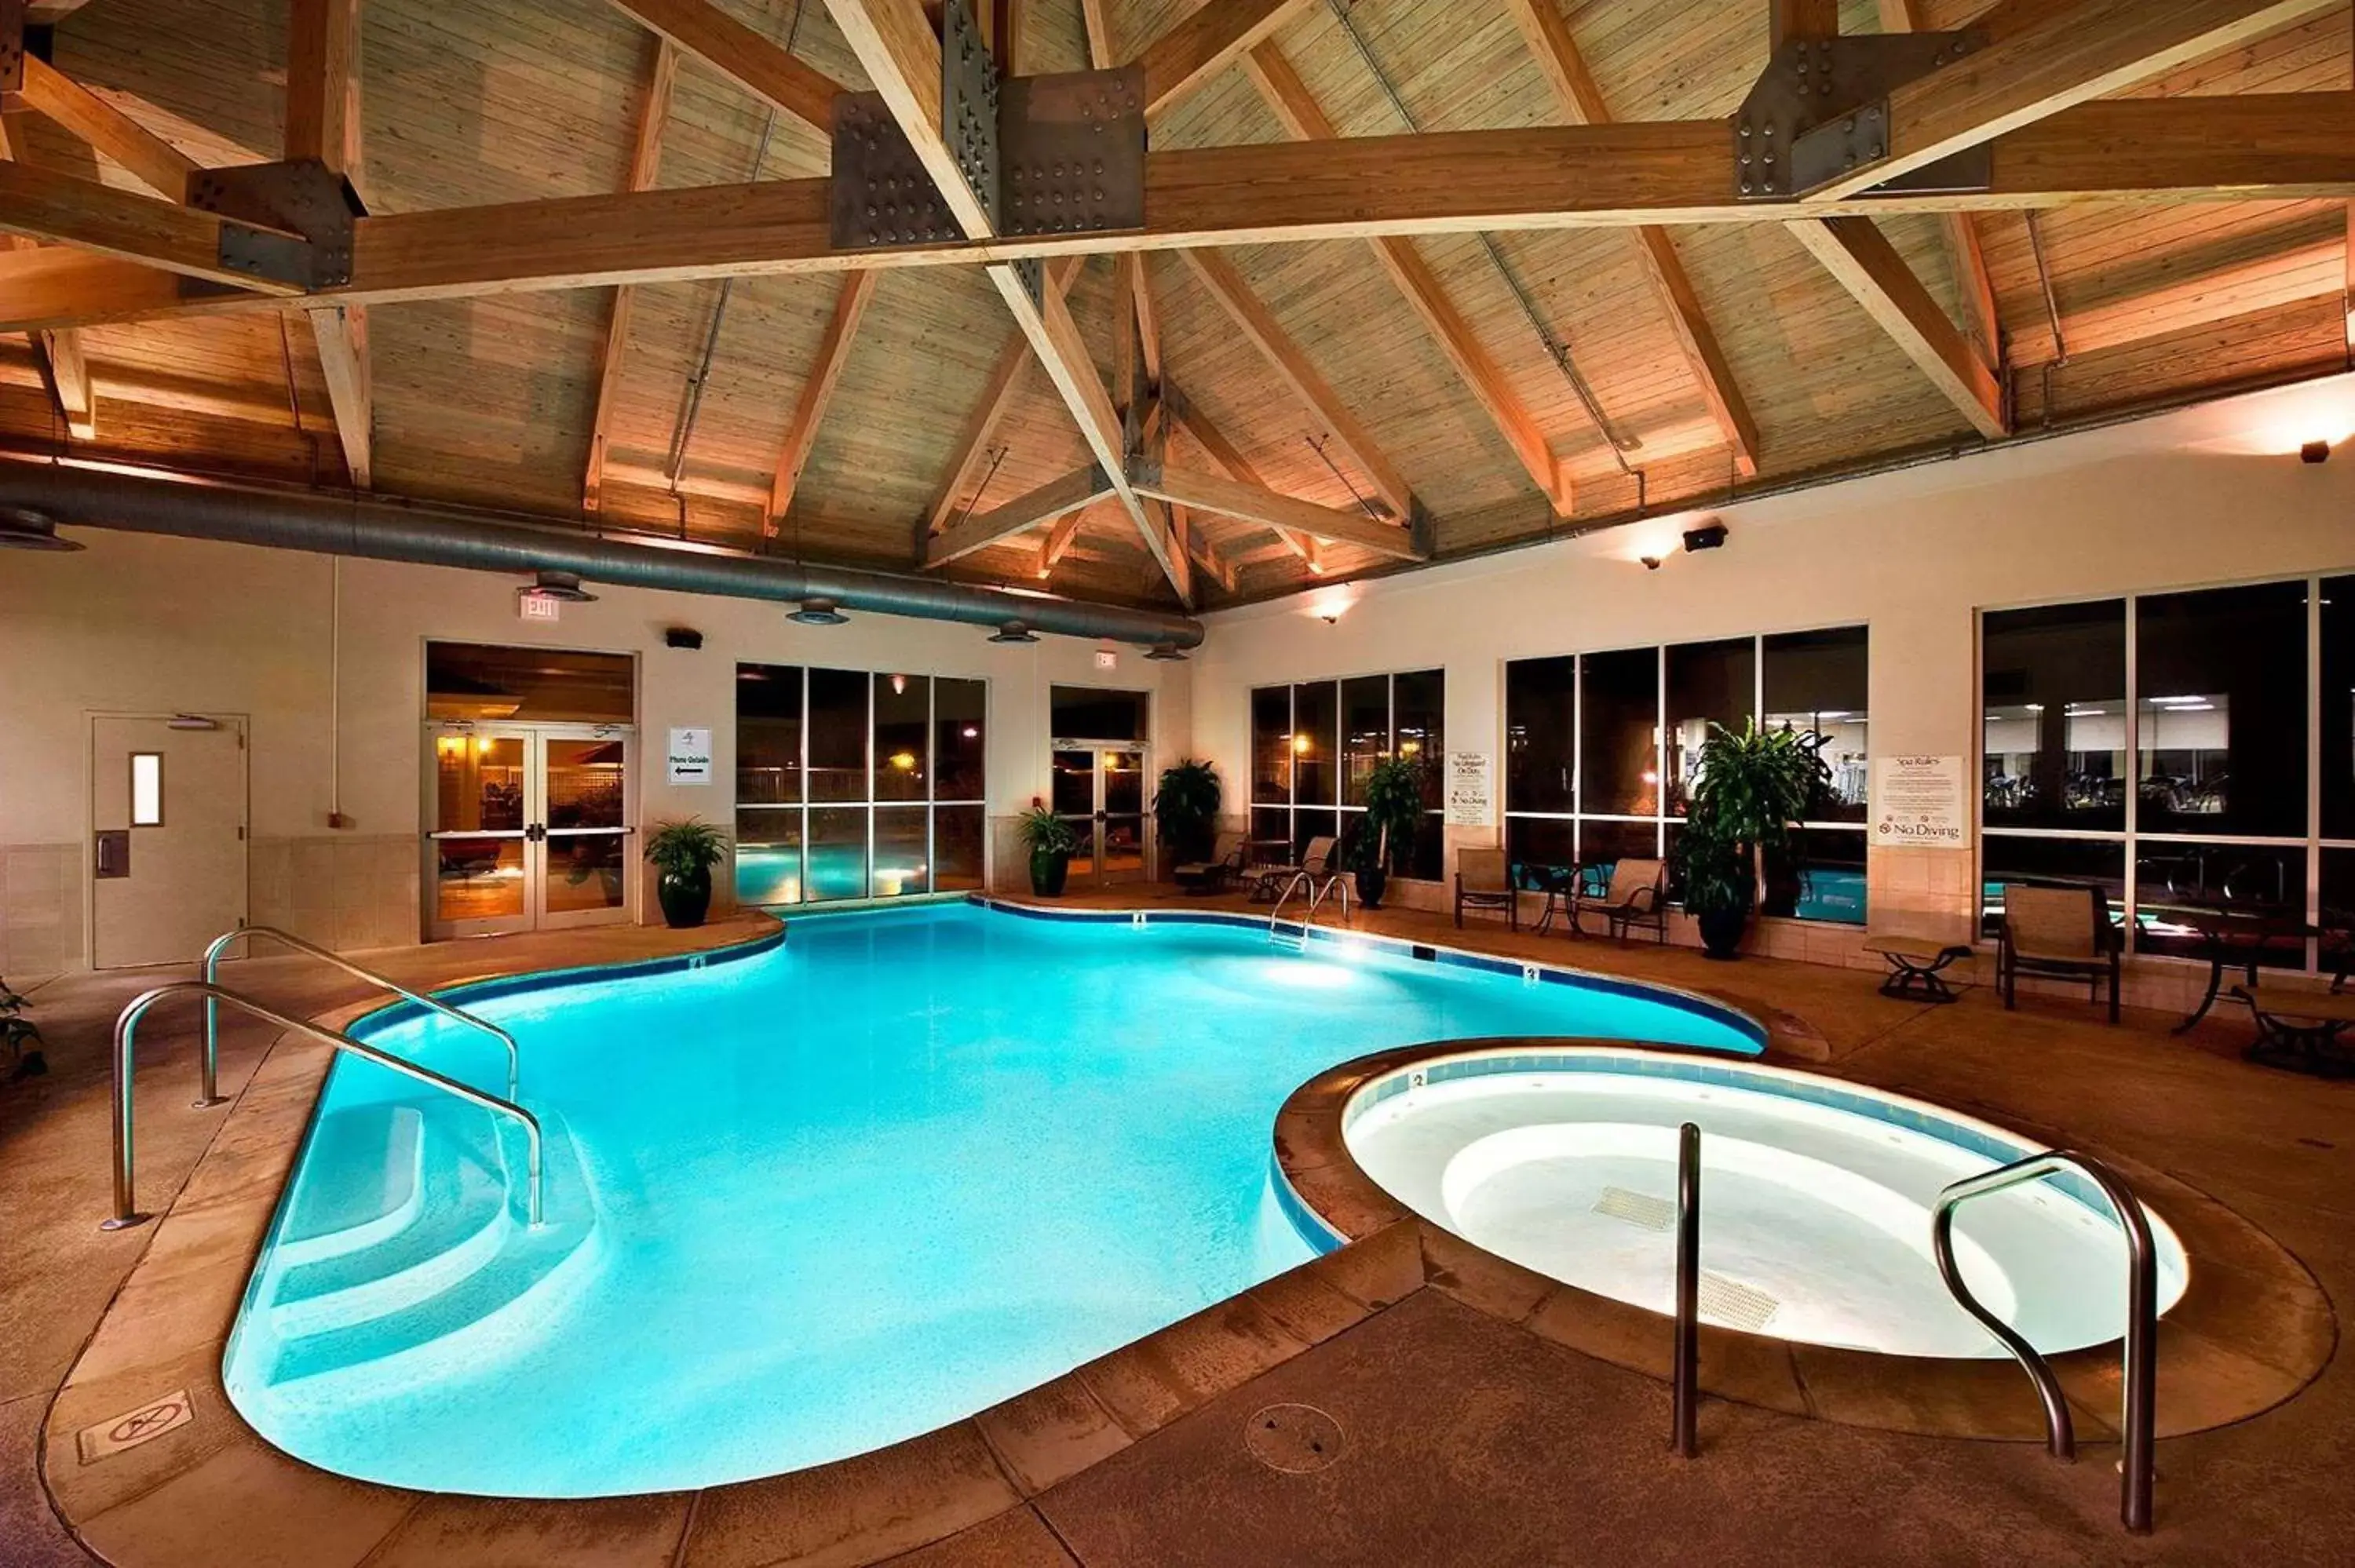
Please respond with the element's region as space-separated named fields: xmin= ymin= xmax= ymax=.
xmin=767 ymin=268 xmax=877 ymax=528
xmin=35 ymin=328 xmax=96 ymax=439
xmin=2011 ymin=235 xmax=2346 ymax=366
xmin=0 ymin=157 xmax=302 ymax=292
xmin=1178 ymin=505 xmax=1236 ymax=593
xmin=1877 ymin=0 xmax=2006 ymax=373
xmin=14 ymin=55 xmax=199 ymax=199
xmin=1130 ymin=461 xmax=1426 ymax=561
xmin=1787 ymin=216 xmax=2006 ymax=438
xmin=988 ymin=0 xmax=1024 ymax=75
xmin=1037 ymin=500 xmax=1088 ymax=578
xmin=926 ymin=462 xmax=1110 ymax=565
xmin=308 ymin=304 xmax=371 ymax=485
xmin=25 ymin=3 xmax=97 ymax=20
xmin=823 ymin=0 xmax=993 ymax=238
xmin=1128 ymin=253 xmax=1162 ymax=385
xmin=1243 ymin=40 xmax=1567 ymax=512
xmin=584 ymin=37 xmax=678 ymax=512
xmin=1498 ymin=0 xmax=1759 ymax=476
xmin=1769 ymin=0 xmax=1839 ymax=47
xmin=1165 ymin=383 xmax=1315 ymax=567
xmin=1178 ymin=246 xmax=1413 ymax=521
xmin=1136 ymin=0 xmax=1313 ymax=122
xmin=1811 ymin=0 xmax=2340 ymax=200
xmin=1079 ymin=0 xmax=1114 ymax=67
xmin=285 ymin=0 xmax=360 ymax=170
xmin=605 ymin=0 xmax=837 ymax=134
xmin=922 ymin=253 xmax=1080 ymax=536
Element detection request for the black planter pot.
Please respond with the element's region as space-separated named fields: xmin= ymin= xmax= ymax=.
xmin=1696 ymin=906 xmax=1747 ymax=961
xmin=1355 ymin=866 xmax=1388 ymax=910
xmin=1030 ymin=849 xmax=1071 ymax=897
xmin=657 ymin=866 xmax=712 ymax=929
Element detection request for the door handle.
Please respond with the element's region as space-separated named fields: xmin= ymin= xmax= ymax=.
xmin=525 ymin=823 xmax=547 ymax=843
xmin=95 ymin=830 xmax=130 ymax=879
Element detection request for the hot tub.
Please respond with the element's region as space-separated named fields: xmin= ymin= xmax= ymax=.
xmin=1340 ymin=1047 xmax=2190 ymax=1357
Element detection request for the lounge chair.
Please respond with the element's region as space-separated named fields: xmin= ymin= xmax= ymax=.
xmin=1171 ymin=832 xmax=1246 ymax=896
xmin=1455 ymin=848 xmax=1517 ymax=930
xmin=1586 ymin=858 xmax=1667 ymax=944
xmin=1997 ymin=882 xmax=2121 ymax=1023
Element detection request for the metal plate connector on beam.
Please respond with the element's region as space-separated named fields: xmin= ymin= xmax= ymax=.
xmin=998 ymin=66 xmax=1145 ymax=239
xmin=830 ymin=93 xmax=962 ymax=251
xmin=1732 ymin=31 xmax=1987 ymax=201
xmin=186 ymin=159 xmax=363 ymax=290
xmin=0 ymin=0 xmax=25 ymax=108
xmin=942 ymin=0 xmax=1000 ymax=232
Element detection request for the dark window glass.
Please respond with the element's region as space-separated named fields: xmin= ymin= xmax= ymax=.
xmin=1393 ymin=669 xmax=1445 ymax=810
xmin=732 ymin=808 xmax=801 ymax=906
xmin=1293 ymin=807 xmax=1338 ymax=864
xmin=1250 ymin=807 xmax=1292 ymax=860
xmin=1050 ymin=685 xmax=1148 ymax=742
xmin=1666 ymin=637 xmax=1753 ymax=815
xmin=933 ymin=805 xmax=985 ymax=892
xmin=1982 ymin=602 xmax=2127 ymax=832
xmin=934 ymin=679 xmax=986 ymax=801
xmin=1341 ymin=675 xmax=1390 ymax=805
xmin=426 ymin=643 xmax=633 ymax=724
xmin=806 ymin=806 xmax=869 ymax=900
xmin=2135 ymin=582 xmax=2307 ymax=838
xmin=735 ymin=664 xmax=804 ymax=804
xmin=2320 ymin=850 xmax=2355 ymax=954
xmin=2132 ymin=841 xmax=2306 ymax=964
xmin=872 ymin=806 xmax=929 ymax=897
xmin=2323 ymin=578 xmax=2355 ymax=840
xmin=1251 ymin=686 xmax=1293 ymax=804
xmin=1505 ymin=656 xmax=1575 ymax=815
xmin=872 ymin=673 xmax=929 ymax=803
xmin=807 ymin=668 xmax=868 ymax=804
xmin=1507 ymin=817 xmax=1576 ymax=888
xmin=1773 ymin=830 xmax=1868 ymax=924
xmin=1581 ymin=647 xmax=1660 ymax=817
xmin=1765 ymin=625 xmax=1868 ymax=821
xmin=1580 ymin=817 xmax=1660 ymax=877
xmin=1050 ymin=748 xmax=1094 ymax=818
xmin=1980 ymin=837 xmax=2126 ymax=937
xmin=1292 ymin=681 xmax=1339 ymax=807
xmin=1408 ymin=813 xmax=1444 ymax=881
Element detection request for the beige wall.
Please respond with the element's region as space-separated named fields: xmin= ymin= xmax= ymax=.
xmin=1192 ymin=373 xmax=2355 ymax=982
xmin=0 ymin=534 xmax=1189 ymax=974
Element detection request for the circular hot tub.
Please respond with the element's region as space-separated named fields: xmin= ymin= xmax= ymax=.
xmin=1340 ymin=1048 xmax=2191 ymax=1358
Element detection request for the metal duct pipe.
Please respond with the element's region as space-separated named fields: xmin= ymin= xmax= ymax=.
xmin=0 ymin=458 xmax=1205 ymax=650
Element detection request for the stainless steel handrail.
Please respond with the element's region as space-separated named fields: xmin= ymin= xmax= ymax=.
xmin=1932 ymin=1149 xmax=2157 ymax=1534
xmin=202 ymin=924 xmax=519 ymax=1103
xmin=1269 ymin=868 xmax=1349 ymax=938
xmin=1670 ymin=1121 xmax=1700 ymax=1458
xmin=105 ymin=980 xmax=542 ymax=1232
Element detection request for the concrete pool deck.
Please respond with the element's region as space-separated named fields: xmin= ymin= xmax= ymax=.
xmin=2 ymin=895 xmax=2350 ymax=1565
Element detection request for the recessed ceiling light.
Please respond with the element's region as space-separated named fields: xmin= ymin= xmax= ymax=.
xmin=0 ymin=506 xmax=84 ymax=552
xmin=790 ymin=596 xmax=848 ymax=625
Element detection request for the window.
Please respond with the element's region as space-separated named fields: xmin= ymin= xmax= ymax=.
xmin=1050 ymin=685 xmax=1147 ymax=742
xmin=1250 ymin=670 xmax=1446 ymax=881
xmin=425 ymin=643 xmax=633 ymax=724
xmin=130 ymin=753 xmax=162 ymax=826
xmin=1504 ymin=625 xmax=1871 ymax=923
xmin=1980 ymin=579 xmax=2330 ymax=970
xmin=734 ymin=665 xmax=988 ymax=907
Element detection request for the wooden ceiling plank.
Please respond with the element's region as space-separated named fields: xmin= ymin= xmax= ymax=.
xmin=1137 ymin=0 xmax=1314 ymax=123
xmin=1130 ymin=461 xmax=1427 ymax=561
xmin=1243 ymin=39 xmax=1567 ymax=512
xmin=584 ymin=37 xmax=678 ymax=512
xmin=1500 ymin=0 xmax=1759 ymax=477
xmin=1877 ymin=0 xmax=2006 ymax=373
xmin=1787 ymin=215 xmax=2008 ymax=438
xmin=2013 ymin=236 xmax=2346 ymax=366
xmin=767 ymin=268 xmax=878 ymax=528
xmin=1178 ymin=245 xmax=1414 ymax=523
xmin=605 ymin=0 xmax=838 ymax=135
xmin=922 ymin=252 xmax=1080 ymax=536
xmin=15 ymin=55 xmax=199 ymax=199
xmin=822 ymin=0 xmax=992 ymax=238
xmin=1813 ymin=0 xmax=2342 ymax=200
xmin=925 ymin=461 xmax=1110 ymax=566
xmin=25 ymin=3 xmax=97 ymax=22
xmin=0 ymin=157 xmax=301 ymax=292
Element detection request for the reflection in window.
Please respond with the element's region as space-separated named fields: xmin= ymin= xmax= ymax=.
xmin=2322 ymin=576 xmax=2355 ymax=840
xmin=1505 ymin=655 xmax=1575 ymax=815
xmin=2132 ymin=842 xmax=2305 ymax=965
xmin=806 ymin=807 xmax=869 ymax=901
xmin=1341 ymin=674 xmax=1389 ymax=806
xmin=1581 ymin=647 xmax=1660 ymax=818
xmin=1291 ymin=681 xmax=1338 ymax=807
xmin=934 ymin=680 xmax=987 ymax=802
xmin=1665 ymin=638 xmax=1752 ymax=816
xmin=1980 ymin=837 xmax=2125 ymax=939
xmin=736 ymin=665 xmax=804 ymax=804
xmin=1764 ymin=625 xmax=1868 ymax=821
xmin=1050 ymin=686 xmax=1148 ymax=742
xmin=807 ymin=668 xmax=869 ymax=804
xmin=1251 ymin=671 xmax=1446 ymax=881
xmin=426 ymin=643 xmax=633 ymax=724
xmin=872 ymin=807 xmax=930 ymax=898
xmin=1251 ymin=686 xmax=1293 ymax=805
xmin=734 ymin=808 xmax=803 ymax=906
xmin=874 ymin=673 xmax=929 ymax=803
xmin=1982 ymin=601 xmax=2127 ymax=831
xmin=2135 ymin=581 xmax=2306 ymax=837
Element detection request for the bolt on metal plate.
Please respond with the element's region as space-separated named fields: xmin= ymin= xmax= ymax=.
xmin=830 ymin=92 xmax=960 ymax=251
xmin=998 ymin=65 xmax=1145 ymax=239
xmin=941 ymin=0 xmax=1001 ymax=232
xmin=1731 ymin=31 xmax=1986 ymax=201
xmin=1244 ymin=1402 xmax=1345 ymax=1474
xmin=187 ymin=158 xmax=363 ymax=287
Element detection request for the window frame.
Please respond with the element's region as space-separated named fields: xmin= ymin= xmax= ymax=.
xmin=1250 ymin=668 xmax=1447 ymax=881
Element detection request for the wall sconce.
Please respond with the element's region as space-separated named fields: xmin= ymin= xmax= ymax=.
xmin=2302 ymin=439 xmax=2331 ymax=464
xmin=1639 ymin=556 xmax=1663 ymax=571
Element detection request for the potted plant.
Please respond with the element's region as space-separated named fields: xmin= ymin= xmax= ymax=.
xmin=647 ymin=819 xmax=727 ymax=928
xmin=1152 ymin=758 xmax=1222 ymax=870
xmin=1 ymin=976 xmax=44 ymax=1081
xmin=1017 ymin=804 xmax=1080 ymax=897
xmin=1681 ymin=719 xmax=1832 ymax=960
xmin=1352 ymin=756 xmax=1427 ymax=910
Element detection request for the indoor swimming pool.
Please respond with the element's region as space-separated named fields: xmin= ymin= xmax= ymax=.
xmin=222 ymin=903 xmax=1762 ymax=1497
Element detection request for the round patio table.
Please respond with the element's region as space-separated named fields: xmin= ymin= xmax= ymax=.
xmin=2172 ymin=907 xmax=2327 ymax=1034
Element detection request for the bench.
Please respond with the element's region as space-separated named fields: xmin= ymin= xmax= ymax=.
xmin=1861 ymin=935 xmax=1977 ymax=1003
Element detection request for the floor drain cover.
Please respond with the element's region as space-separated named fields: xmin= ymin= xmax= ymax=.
xmin=1594 ymin=1185 xmax=1674 ymax=1231
xmin=1700 ymin=1271 xmax=1781 ymax=1333
xmin=1244 ymin=1402 xmax=1344 ymax=1474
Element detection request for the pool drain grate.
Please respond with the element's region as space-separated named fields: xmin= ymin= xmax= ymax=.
xmin=1594 ymin=1186 xmax=1675 ymax=1231
xmin=1244 ymin=1403 xmax=1345 ymax=1474
xmin=1699 ymin=1272 xmax=1780 ymax=1333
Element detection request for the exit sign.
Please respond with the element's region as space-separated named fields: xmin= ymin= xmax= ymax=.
xmin=518 ymin=591 xmax=563 ymax=623
xmin=1094 ymin=648 xmax=1117 ymax=671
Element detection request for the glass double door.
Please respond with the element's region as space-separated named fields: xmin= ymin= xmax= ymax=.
xmin=1052 ymin=744 xmax=1148 ymax=885
xmin=427 ymin=724 xmax=635 ymax=938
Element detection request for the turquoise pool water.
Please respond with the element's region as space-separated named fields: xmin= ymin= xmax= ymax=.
xmin=224 ymin=903 xmax=1760 ymax=1497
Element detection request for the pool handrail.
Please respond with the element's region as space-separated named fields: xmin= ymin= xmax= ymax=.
xmin=202 ymin=924 xmax=520 ymax=1103
xmin=1931 ymin=1148 xmax=2156 ymax=1534
xmin=1268 ymin=867 xmax=1350 ymax=940
xmin=1671 ymin=1120 xmax=1700 ymax=1459
xmin=105 ymin=979 xmax=543 ymax=1232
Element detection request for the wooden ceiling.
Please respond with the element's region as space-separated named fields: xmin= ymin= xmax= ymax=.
xmin=2 ymin=0 xmax=2350 ymax=611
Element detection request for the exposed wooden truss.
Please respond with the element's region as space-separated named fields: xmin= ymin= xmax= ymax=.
xmin=1130 ymin=460 xmax=1428 ymax=561
xmin=288 ymin=0 xmax=371 ymax=488
xmin=13 ymin=55 xmax=198 ymax=199
xmin=1137 ymin=0 xmax=1313 ymax=122
xmin=582 ymin=35 xmax=678 ymax=512
xmin=1788 ymin=216 xmax=2007 ymax=437
xmin=1876 ymin=0 xmax=2003 ymax=370
xmin=1165 ymin=382 xmax=1320 ymax=571
xmin=602 ymin=0 xmax=834 ymax=133
xmin=922 ymin=254 xmax=1083 ymax=538
xmin=767 ymin=268 xmax=878 ymax=529
xmin=927 ymin=462 xmax=1110 ymax=565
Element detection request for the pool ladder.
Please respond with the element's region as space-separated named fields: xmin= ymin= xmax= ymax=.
xmin=1268 ymin=870 xmax=1349 ymax=946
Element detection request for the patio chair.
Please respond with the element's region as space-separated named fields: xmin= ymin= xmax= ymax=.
xmin=1586 ymin=858 xmax=1667 ymax=944
xmin=1455 ymin=848 xmax=1517 ymax=931
xmin=1171 ymin=832 xmax=1246 ymax=897
xmin=1272 ymin=837 xmax=1349 ymax=920
xmin=1997 ymin=882 xmax=2121 ymax=1023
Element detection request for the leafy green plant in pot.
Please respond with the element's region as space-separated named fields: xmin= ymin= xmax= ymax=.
xmin=1681 ymin=719 xmax=1832 ymax=960
xmin=1351 ymin=757 xmax=1427 ymax=910
xmin=1018 ymin=805 xmax=1080 ymax=897
xmin=2 ymin=976 xmax=45 ymax=1081
xmin=647 ymin=819 xmax=727 ymax=929
xmin=1152 ymin=758 xmax=1222 ymax=870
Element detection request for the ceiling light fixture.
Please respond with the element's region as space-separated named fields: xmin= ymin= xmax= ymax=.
xmin=0 ymin=506 xmax=85 ymax=552
xmin=2302 ymin=439 xmax=2331 ymax=464
xmin=523 ymin=569 xmax=597 ymax=602
xmin=790 ymin=596 xmax=848 ymax=625
xmin=1145 ymin=643 xmax=1188 ymax=662
xmin=988 ymin=619 xmax=1039 ymax=644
